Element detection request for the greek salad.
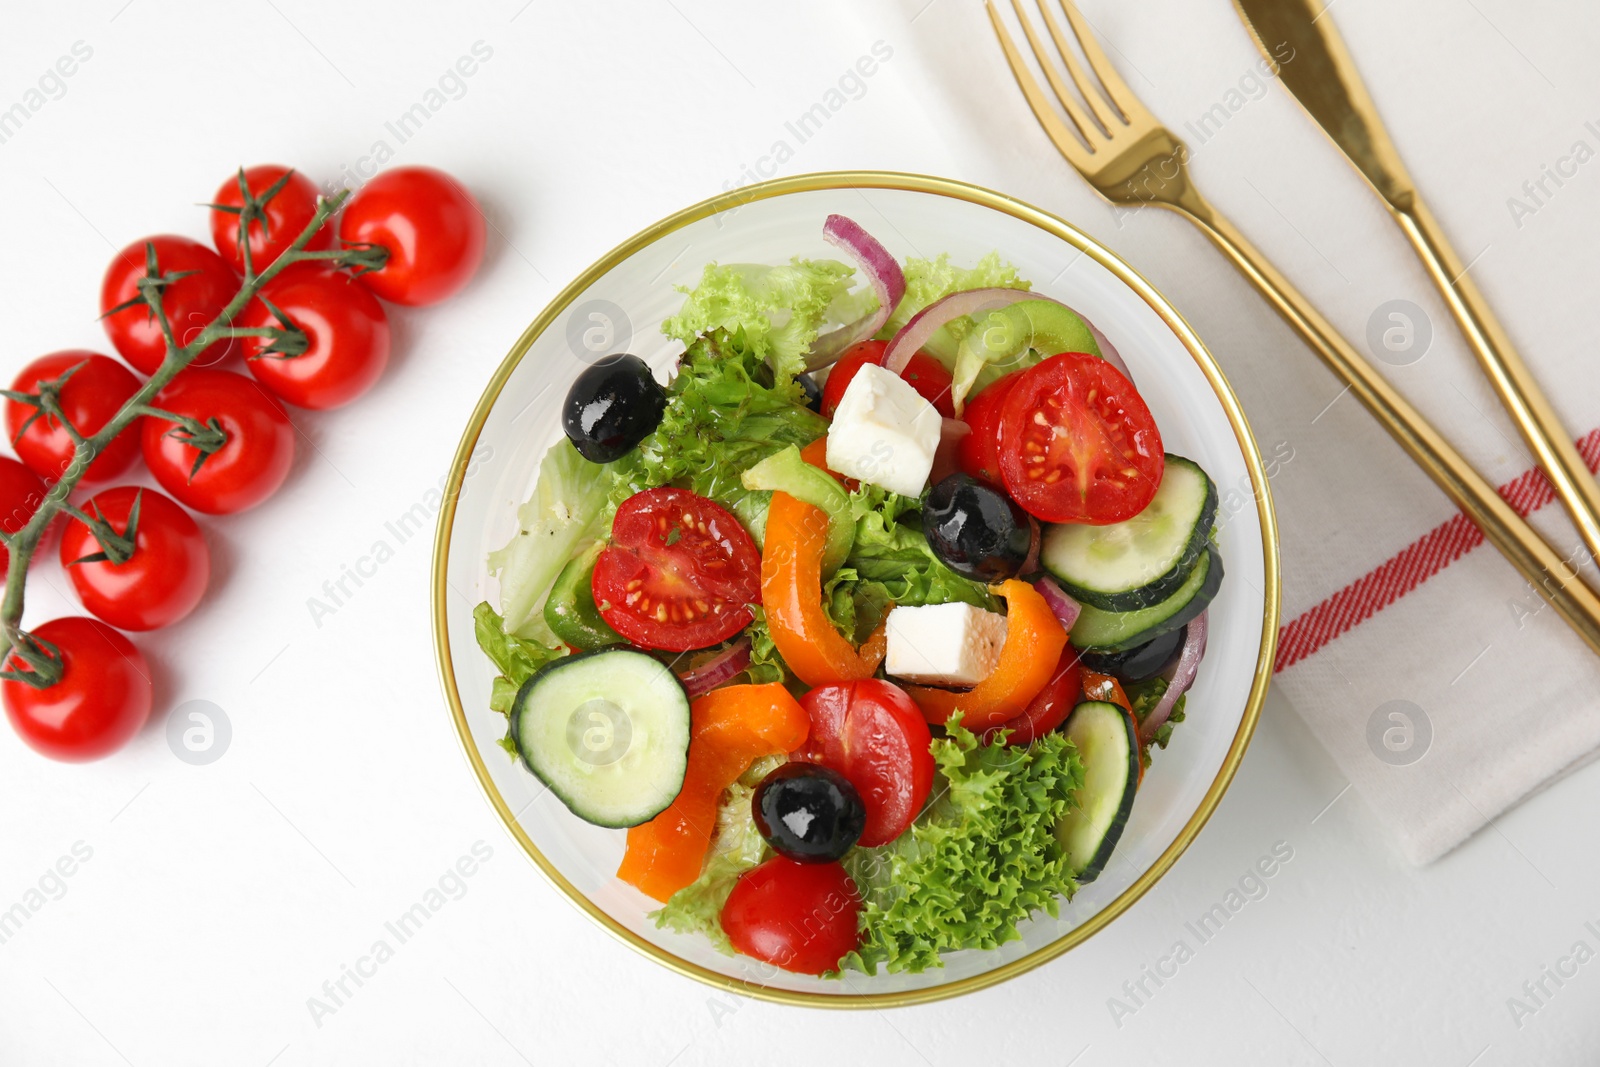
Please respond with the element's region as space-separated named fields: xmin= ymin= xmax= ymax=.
xmin=474 ymin=215 xmax=1221 ymax=976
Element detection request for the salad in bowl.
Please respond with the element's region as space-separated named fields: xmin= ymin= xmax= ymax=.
xmin=469 ymin=210 xmax=1230 ymax=980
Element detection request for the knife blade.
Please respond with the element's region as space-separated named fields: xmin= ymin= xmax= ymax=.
xmin=1232 ymin=0 xmax=1415 ymax=207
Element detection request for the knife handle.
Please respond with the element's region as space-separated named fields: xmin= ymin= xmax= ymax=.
xmin=1390 ymin=196 xmax=1600 ymax=567
xmin=1164 ymin=188 xmax=1600 ymax=656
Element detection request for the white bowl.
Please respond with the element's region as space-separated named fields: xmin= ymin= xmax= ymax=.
xmin=431 ymin=172 xmax=1280 ymax=1007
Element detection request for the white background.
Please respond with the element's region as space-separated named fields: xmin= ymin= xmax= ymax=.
xmin=1 ymin=1 xmax=1598 ymax=1064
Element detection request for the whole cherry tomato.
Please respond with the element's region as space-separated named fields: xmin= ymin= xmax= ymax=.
xmin=3 ymin=616 xmax=152 ymax=762
xmin=237 ymin=265 xmax=390 ymax=409
xmin=5 ymin=351 xmax=142 ymax=485
xmin=209 ymin=164 xmax=332 ymax=276
xmin=956 ymin=372 xmax=1019 ymax=487
xmin=100 ymin=235 xmax=239 ymax=375
xmin=140 ymin=368 xmax=294 ymax=514
xmin=0 ymin=457 xmax=48 ymax=575
xmin=719 ymin=856 xmax=862 ymax=975
xmin=338 ymin=166 xmax=485 ymax=306
xmin=821 ymin=339 xmax=955 ymax=418
xmin=60 ymin=486 xmax=209 ymax=631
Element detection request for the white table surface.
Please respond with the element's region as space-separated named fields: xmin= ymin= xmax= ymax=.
xmin=3 ymin=1 xmax=1598 ymax=1064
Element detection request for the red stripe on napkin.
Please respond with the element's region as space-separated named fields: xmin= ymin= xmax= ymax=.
xmin=1275 ymin=428 xmax=1600 ymax=672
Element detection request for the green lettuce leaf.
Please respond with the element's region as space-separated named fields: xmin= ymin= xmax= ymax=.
xmin=879 ymin=252 xmax=1031 ymax=362
xmin=610 ymin=331 xmax=828 ymax=520
xmin=841 ymin=718 xmax=1084 ymax=975
xmin=650 ymin=754 xmax=785 ymax=952
xmin=473 ymin=601 xmax=565 ymax=753
xmin=488 ymin=439 xmax=628 ymax=643
xmin=662 ymin=260 xmax=865 ymax=380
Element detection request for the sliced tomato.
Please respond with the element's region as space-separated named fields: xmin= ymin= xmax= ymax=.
xmin=998 ymin=352 xmax=1163 ymax=524
xmin=592 ymin=487 xmax=761 ymax=652
xmin=821 ymin=339 xmax=954 ymax=418
xmin=983 ymin=646 xmax=1082 ymax=746
xmin=1081 ymin=668 xmax=1131 ymax=711
xmin=794 ymin=679 xmax=933 ymax=847
xmin=956 ymin=372 xmax=1020 ymax=486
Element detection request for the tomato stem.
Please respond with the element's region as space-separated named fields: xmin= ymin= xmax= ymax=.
xmin=0 ymin=185 xmax=356 ymax=677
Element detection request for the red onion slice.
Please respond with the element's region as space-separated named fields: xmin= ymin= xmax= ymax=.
xmin=805 ymin=215 xmax=907 ymax=371
xmin=676 ymin=637 xmax=752 ymax=699
xmin=1143 ymin=612 xmax=1207 ymax=744
xmin=1086 ymin=322 xmax=1132 ymax=382
xmin=882 ymin=287 xmax=1036 ymax=375
xmin=1032 ymin=576 xmax=1082 ymax=631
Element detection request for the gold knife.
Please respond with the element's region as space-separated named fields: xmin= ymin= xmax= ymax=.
xmin=1233 ymin=0 xmax=1600 ymax=570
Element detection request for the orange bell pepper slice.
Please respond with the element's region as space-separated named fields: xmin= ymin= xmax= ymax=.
xmin=760 ymin=491 xmax=885 ymax=688
xmin=905 ymin=579 xmax=1068 ymax=730
xmin=617 ymin=683 xmax=809 ymax=902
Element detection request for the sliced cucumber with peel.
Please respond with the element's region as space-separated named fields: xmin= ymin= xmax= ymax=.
xmin=1056 ymin=700 xmax=1138 ymax=884
xmin=1042 ymin=456 xmax=1217 ymax=612
xmin=1069 ymin=544 xmax=1223 ymax=652
xmin=510 ymin=648 xmax=690 ymax=828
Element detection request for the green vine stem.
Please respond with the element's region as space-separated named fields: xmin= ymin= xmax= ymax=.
xmin=0 ymin=186 xmax=361 ymax=685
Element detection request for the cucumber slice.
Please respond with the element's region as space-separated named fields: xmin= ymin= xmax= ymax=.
xmin=1042 ymin=456 xmax=1217 ymax=611
xmin=1056 ymin=701 xmax=1138 ymax=883
xmin=1069 ymin=544 xmax=1223 ymax=652
xmin=510 ymin=648 xmax=691 ymax=828
xmin=953 ymin=300 xmax=1102 ymax=407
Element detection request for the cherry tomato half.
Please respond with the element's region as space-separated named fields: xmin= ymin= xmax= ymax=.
xmin=338 ymin=166 xmax=485 ymax=306
xmin=140 ymin=368 xmax=294 ymax=515
xmin=956 ymin=372 xmax=1019 ymax=487
xmin=3 ymin=616 xmax=152 ymax=762
xmin=998 ymin=352 xmax=1163 ymax=524
xmin=100 ymin=235 xmax=239 ymax=375
xmin=238 ymin=265 xmax=390 ymax=410
xmin=592 ymin=488 xmax=761 ymax=651
xmin=794 ymin=679 xmax=934 ymax=847
xmin=820 ymin=339 xmax=955 ymax=419
xmin=209 ymin=164 xmax=333 ymax=275
xmin=0 ymin=458 xmax=48 ymax=578
xmin=5 ymin=351 xmax=142 ymax=485
xmin=720 ymin=856 xmax=862 ymax=975
xmin=60 ymin=486 xmax=209 ymax=632
xmin=983 ymin=646 xmax=1082 ymax=746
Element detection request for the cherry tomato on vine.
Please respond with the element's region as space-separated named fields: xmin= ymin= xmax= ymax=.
xmin=2 ymin=616 xmax=152 ymax=762
xmin=997 ymin=352 xmax=1163 ymax=525
xmin=140 ymin=368 xmax=294 ymax=515
xmin=719 ymin=856 xmax=862 ymax=975
xmin=237 ymin=265 xmax=390 ymax=410
xmin=338 ymin=166 xmax=485 ymax=306
xmin=209 ymin=165 xmax=332 ymax=276
xmin=0 ymin=458 xmax=48 ymax=575
xmin=821 ymin=339 xmax=955 ymax=418
xmin=5 ymin=351 xmax=142 ymax=485
xmin=591 ymin=487 xmax=761 ymax=652
xmin=955 ymin=372 xmax=1019 ymax=488
xmin=100 ymin=235 xmax=240 ymax=376
xmin=60 ymin=486 xmax=209 ymax=632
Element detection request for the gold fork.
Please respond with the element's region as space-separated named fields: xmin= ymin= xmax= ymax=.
xmin=987 ymin=0 xmax=1600 ymax=656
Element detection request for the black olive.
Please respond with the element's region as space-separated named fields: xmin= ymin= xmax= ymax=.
xmin=922 ymin=473 xmax=1038 ymax=582
xmin=562 ymin=354 xmax=666 ymax=463
xmin=1080 ymin=626 xmax=1185 ymax=682
xmin=797 ymin=373 xmax=823 ymax=414
xmin=752 ymin=762 xmax=865 ymax=863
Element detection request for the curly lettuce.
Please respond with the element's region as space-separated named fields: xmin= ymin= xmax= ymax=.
xmin=1127 ymin=676 xmax=1187 ymax=768
xmin=662 ymin=259 xmax=868 ymax=380
xmin=842 ymin=718 xmax=1084 ymax=975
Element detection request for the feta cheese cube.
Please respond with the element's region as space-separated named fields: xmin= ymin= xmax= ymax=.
xmin=884 ymin=602 xmax=1008 ymax=687
xmin=824 ymin=363 xmax=941 ymax=496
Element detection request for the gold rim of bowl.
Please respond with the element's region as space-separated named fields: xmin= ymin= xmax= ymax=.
xmin=430 ymin=170 xmax=1282 ymax=1009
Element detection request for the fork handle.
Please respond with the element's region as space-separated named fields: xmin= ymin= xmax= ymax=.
xmin=1393 ymin=196 xmax=1600 ymax=567
xmin=1168 ymin=191 xmax=1600 ymax=656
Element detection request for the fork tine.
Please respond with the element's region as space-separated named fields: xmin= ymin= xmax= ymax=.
xmin=985 ymin=1 xmax=1095 ymax=163
xmin=1006 ymin=0 xmax=1105 ymax=148
xmin=1036 ymin=0 xmax=1125 ymax=130
xmin=1052 ymin=0 xmax=1150 ymax=126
